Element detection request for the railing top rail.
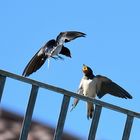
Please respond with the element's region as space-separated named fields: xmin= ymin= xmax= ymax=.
xmin=0 ymin=69 xmax=139 ymax=119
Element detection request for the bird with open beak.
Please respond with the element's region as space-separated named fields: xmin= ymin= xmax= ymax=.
xmin=22 ymin=31 xmax=86 ymax=77
xmin=71 ymin=64 xmax=132 ymax=119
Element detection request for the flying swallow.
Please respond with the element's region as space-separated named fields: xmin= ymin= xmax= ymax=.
xmin=71 ymin=64 xmax=132 ymax=119
xmin=22 ymin=31 xmax=86 ymax=77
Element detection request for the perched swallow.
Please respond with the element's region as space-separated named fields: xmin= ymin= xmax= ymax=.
xmin=22 ymin=31 xmax=86 ymax=77
xmin=71 ymin=64 xmax=132 ymax=119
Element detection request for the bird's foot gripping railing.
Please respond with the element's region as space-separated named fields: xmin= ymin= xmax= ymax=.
xmin=0 ymin=69 xmax=140 ymax=140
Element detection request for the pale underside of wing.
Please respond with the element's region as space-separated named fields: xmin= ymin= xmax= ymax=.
xmin=56 ymin=31 xmax=86 ymax=44
xmin=70 ymin=87 xmax=83 ymax=112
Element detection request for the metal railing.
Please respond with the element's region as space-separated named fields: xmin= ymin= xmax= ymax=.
xmin=0 ymin=69 xmax=140 ymax=140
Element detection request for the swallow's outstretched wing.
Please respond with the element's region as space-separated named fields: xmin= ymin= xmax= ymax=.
xmin=50 ymin=31 xmax=86 ymax=56
xmin=95 ymin=75 xmax=133 ymax=99
xmin=70 ymin=80 xmax=84 ymax=112
xmin=56 ymin=31 xmax=86 ymax=44
xmin=22 ymin=40 xmax=55 ymax=77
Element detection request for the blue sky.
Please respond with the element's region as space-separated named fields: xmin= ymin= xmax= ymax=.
xmin=0 ymin=0 xmax=140 ymax=139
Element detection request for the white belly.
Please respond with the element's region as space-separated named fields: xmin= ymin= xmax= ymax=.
xmin=82 ymin=79 xmax=96 ymax=98
xmin=51 ymin=45 xmax=62 ymax=56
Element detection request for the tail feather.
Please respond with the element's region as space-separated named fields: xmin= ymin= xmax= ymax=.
xmin=87 ymin=102 xmax=94 ymax=119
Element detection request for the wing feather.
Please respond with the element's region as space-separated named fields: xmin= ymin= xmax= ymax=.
xmin=95 ymin=75 xmax=132 ymax=99
xmin=22 ymin=39 xmax=56 ymax=77
xmin=22 ymin=48 xmax=47 ymax=77
xmin=56 ymin=31 xmax=86 ymax=44
xmin=70 ymin=78 xmax=84 ymax=111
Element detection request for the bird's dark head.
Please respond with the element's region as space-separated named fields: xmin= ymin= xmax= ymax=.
xmin=61 ymin=45 xmax=71 ymax=58
xmin=47 ymin=39 xmax=56 ymax=46
xmin=65 ymin=50 xmax=71 ymax=58
xmin=82 ymin=64 xmax=94 ymax=78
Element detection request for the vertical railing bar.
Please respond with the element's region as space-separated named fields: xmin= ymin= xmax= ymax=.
xmin=0 ymin=75 xmax=6 ymax=103
xmin=53 ymin=95 xmax=70 ymax=140
xmin=19 ymin=85 xmax=39 ymax=140
xmin=88 ymin=105 xmax=102 ymax=140
xmin=122 ymin=115 xmax=134 ymax=140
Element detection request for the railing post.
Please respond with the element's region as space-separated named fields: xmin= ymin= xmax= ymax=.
xmin=122 ymin=115 xmax=134 ymax=140
xmin=88 ymin=104 xmax=102 ymax=140
xmin=53 ymin=95 xmax=70 ymax=140
xmin=0 ymin=75 xmax=6 ymax=103
xmin=19 ymin=85 xmax=39 ymax=140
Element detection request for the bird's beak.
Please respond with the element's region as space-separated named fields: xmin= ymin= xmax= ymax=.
xmin=82 ymin=64 xmax=88 ymax=73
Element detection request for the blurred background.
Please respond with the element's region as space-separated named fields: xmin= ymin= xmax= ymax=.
xmin=0 ymin=0 xmax=140 ymax=139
